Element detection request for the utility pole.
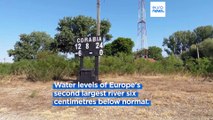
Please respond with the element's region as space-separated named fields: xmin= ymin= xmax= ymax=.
xmin=97 ymin=0 xmax=101 ymax=36
xmin=196 ymin=43 xmax=200 ymax=59
xmin=196 ymin=37 xmax=200 ymax=59
xmin=95 ymin=0 xmax=101 ymax=81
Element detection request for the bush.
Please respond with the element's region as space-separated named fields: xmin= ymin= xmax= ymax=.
xmin=207 ymin=59 xmax=213 ymax=73
xmin=27 ymin=54 xmax=74 ymax=82
xmin=2 ymin=52 xmax=212 ymax=81
xmin=100 ymin=53 xmax=135 ymax=74
xmin=185 ymin=58 xmax=211 ymax=75
xmin=0 ymin=63 xmax=12 ymax=75
xmin=134 ymin=58 xmax=151 ymax=74
xmin=160 ymin=55 xmax=184 ymax=74
xmin=100 ymin=56 xmax=121 ymax=74
xmin=10 ymin=60 xmax=31 ymax=75
xmin=84 ymin=57 xmax=95 ymax=69
xmin=116 ymin=53 xmax=135 ymax=74
xmin=100 ymin=54 xmax=187 ymax=75
xmin=68 ymin=58 xmax=79 ymax=76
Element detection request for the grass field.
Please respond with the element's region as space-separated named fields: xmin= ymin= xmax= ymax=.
xmin=0 ymin=75 xmax=212 ymax=120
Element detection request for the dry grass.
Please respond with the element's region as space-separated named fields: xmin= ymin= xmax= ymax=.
xmin=0 ymin=75 xmax=212 ymax=120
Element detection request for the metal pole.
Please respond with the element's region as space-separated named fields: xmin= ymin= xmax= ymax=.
xmin=79 ymin=56 xmax=84 ymax=81
xmin=80 ymin=56 xmax=84 ymax=69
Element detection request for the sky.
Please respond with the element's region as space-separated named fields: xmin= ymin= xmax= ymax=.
xmin=0 ymin=0 xmax=213 ymax=62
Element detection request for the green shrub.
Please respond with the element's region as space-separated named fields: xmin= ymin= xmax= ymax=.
xmin=84 ymin=57 xmax=95 ymax=69
xmin=10 ymin=60 xmax=31 ymax=75
xmin=100 ymin=53 xmax=136 ymax=74
xmin=207 ymin=58 xmax=213 ymax=73
xmin=185 ymin=58 xmax=211 ymax=75
xmin=134 ymin=58 xmax=150 ymax=74
xmin=160 ymin=55 xmax=184 ymax=74
xmin=3 ymin=52 xmax=212 ymax=81
xmin=0 ymin=63 xmax=12 ymax=75
xmin=68 ymin=58 xmax=79 ymax=76
xmin=27 ymin=54 xmax=73 ymax=82
xmin=100 ymin=56 xmax=120 ymax=74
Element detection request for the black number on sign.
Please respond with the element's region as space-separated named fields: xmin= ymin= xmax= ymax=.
xmin=96 ymin=42 xmax=103 ymax=49
xmin=75 ymin=43 xmax=81 ymax=50
xmin=99 ymin=49 xmax=103 ymax=55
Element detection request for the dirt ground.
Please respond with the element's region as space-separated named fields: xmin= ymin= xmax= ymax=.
xmin=0 ymin=75 xmax=212 ymax=120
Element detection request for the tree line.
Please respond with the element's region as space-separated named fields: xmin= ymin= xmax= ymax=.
xmin=3 ymin=15 xmax=212 ymax=80
xmin=163 ymin=25 xmax=213 ymax=59
xmin=8 ymin=15 xmax=165 ymax=61
xmin=8 ymin=15 xmax=213 ymax=62
xmin=8 ymin=16 xmax=112 ymax=61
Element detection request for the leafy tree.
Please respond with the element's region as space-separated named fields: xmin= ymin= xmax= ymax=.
xmin=193 ymin=25 xmax=213 ymax=58
xmin=133 ymin=46 xmax=163 ymax=60
xmin=199 ymin=38 xmax=213 ymax=58
xmin=181 ymin=37 xmax=213 ymax=60
xmin=163 ymin=31 xmax=196 ymax=55
xmin=181 ymin=38 xmax=213 ymax=60
xmin=8 ymin=32 xmax=53 ymax=62
xmin=194 ymin=25 xmax=213 ymax=42
xmin=181 ymin=45 xmax=197 ymax=60
xmin=111 ymin=37 xmax=134 ymax=55
xmin=163 ymin=25 xmax=213 ymax=57
xmin=134 ymin=49 xmax=144 ymax=58
xmin=103 ymin=43 xmax=112 ymax=56
xmin=55 ymin=15 xmax=112 ymax=53
xmin=148 ymin=46 xmax=163 ymax=60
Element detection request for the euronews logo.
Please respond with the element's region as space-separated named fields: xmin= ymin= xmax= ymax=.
xmin=150 ymin=2 xmax=166 ymax=17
